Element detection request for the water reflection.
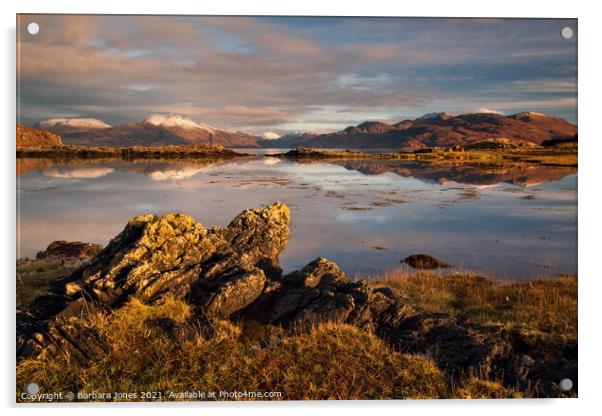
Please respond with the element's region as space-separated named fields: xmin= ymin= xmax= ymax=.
xmin=17 ymin=157 xmax=577 ymax=280
xmin=336 ymin=160 xmax=576 ymax=187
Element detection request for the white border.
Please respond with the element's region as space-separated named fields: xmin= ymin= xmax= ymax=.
xmin=2 ymin=1 xmax=601 ymax=415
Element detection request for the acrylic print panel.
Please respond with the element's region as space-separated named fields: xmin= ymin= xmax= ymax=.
xmin=16 ymin=14 xmax=577 ymax=402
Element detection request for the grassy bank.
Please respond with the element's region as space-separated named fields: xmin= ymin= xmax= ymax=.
xmin=17 ymin=257 xmax=86 ymax=306
xmin=369 ymin=269 xmax=577 ymax=338
xmin=275 ymin=147 xmax=578 ymax=167
xmin=16 ymin=268 xmax=576 ymax=401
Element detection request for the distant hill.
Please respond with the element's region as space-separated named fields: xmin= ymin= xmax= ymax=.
xmin=16 ymin=124 xmax=63 ymax=149
xmin=30 ymin=111 xmax=577 ymax=149
xmin=268 ymin=112 xmax=577 ymax=149
xmin=34 ymin=118 xmax=112 ymax=134
xmin=258 ymin=132 xmax=320 ymax=148
xmin=36 ymin=114 xmax=262 ymax=148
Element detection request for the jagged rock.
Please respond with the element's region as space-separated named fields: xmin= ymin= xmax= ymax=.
xmin=378 ymin=313 xmax=515 ymax=378
xmin=202 ymin=268 xmax=266 ymax=318
xmin=61 ymin=213 xmax=212 ymax=306
xmin=18 ymin=202 xmax=290 ymax=360
xmin=18 ymin=315 xmax=109 ymax=365
xmin=283 ymin=257 xmax=350 ymax=288
xmin=36 ymin=241 xmax=103 ymax=260
xmin=220 ymin=202 xmax=290 ymax=279
xmin=402 ymin=254 xmax=450 ymax=269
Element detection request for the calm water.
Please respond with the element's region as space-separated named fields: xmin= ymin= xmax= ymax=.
xmin=16 ymin=156 xmax=577 ymax=280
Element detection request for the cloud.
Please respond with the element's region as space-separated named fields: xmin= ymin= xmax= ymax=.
xmin=472 ymin=108 xmax=504 ymax=114
xmin=17 ymin=15 xmax=578 ymax=130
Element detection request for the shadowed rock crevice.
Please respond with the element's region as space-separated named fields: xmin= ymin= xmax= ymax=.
xmin=16 ymin=202 xmax=576 ymax=397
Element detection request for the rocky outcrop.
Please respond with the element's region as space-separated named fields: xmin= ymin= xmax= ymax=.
xmin=16 ymin=124 xmax=63 ymax=150
xmin=403 ymin=254 xmax=450 ymax=269
xmin=36 ymin=241 xmax=103 ymax=260
xmin=16 ymin=203 xmax=576 ymax=396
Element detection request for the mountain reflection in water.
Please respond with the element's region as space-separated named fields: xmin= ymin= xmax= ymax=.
xmin=17 ymin=157 xmax=577 ymax=280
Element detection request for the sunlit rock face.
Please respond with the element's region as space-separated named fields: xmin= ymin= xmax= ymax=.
xmin=17 ymin=202 xmax=576 ymax=396
xmin=16 ymin=124 xmax=63 ymax=149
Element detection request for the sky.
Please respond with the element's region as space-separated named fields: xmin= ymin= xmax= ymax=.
xmin=17 ymin=15 xmax=577 ymax=135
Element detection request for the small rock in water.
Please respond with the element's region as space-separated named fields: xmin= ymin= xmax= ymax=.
xmin=402 ymin=254 xmax=450 ymax=269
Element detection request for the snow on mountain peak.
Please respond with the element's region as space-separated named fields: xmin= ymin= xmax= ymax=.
xmin=262 ymin=131 xmax=281 ymax=140
xmin=144 ymin=113 xmax=216 ymax=132
xmin=37 ymin=118 xmax=111 ymax=129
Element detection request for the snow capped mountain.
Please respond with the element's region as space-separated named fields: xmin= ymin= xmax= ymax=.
xmin=31 ymin=113 xmax=266 ymax=147
xmin=36 ymin=118 xmax=111 ymax=130
xmin=143 ymin=114 xmax=217 ymax=133
xmin=262 ymin=131 xmax=281 ymax=140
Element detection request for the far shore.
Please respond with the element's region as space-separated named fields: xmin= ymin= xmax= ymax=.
xmin=16 ymin=144 xmax=249 ymax=160
xmin=272 ymin=146 xmax=578 ymax=167
xmin=17 ymin=144 xmax=578 ymax=168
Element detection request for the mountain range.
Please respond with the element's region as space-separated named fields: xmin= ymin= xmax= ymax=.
xmin=36 ymin=114 xmax=261 ymax=148
xmin=28 ymin=111 xmax=577 ymax=149
xmin=270 ymin=112 xmax=577 ymax=149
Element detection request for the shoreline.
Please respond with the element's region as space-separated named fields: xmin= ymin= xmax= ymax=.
xmin=17 ymin=250 xmax=576 ymax=307
xmin=272 ymin=147 xmax=578 ymax=167
xmin=16 ymin=144 xmax=250 ymax=160
xmin=16 ymin=145 xmax=578 ymax=171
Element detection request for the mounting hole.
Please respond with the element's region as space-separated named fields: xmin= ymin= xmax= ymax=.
xmin=27 ymin=22 xmax=40 ymax=35
xmin=560 ymin=26 xmax=574 ymax=40
xmin=559 ymin=378 xmax=573 ymax=391
xmin=26 ymin=383 xmax=39 ymax=394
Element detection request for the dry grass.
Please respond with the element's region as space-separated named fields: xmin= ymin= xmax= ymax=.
xmin=17 ymin=271 xmax=576 ymax=401
xmin=17 ymin=258 xmax=84 ymax=306
xmin=17 ymin=296 xmax=449 ymax=401
xmin=451 ymin=377 xmax=526 ymax=399
xmin=369 ymin=269 xmax=577 ymax=338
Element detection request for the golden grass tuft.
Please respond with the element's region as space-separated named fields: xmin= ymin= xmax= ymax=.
xmin=452 ymin=377 xmax=525 ymax=399
xmin=17 ymin=296 xmax=448 ymax=401
xmin=369 ymin=269 xmax=577 ymax=338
